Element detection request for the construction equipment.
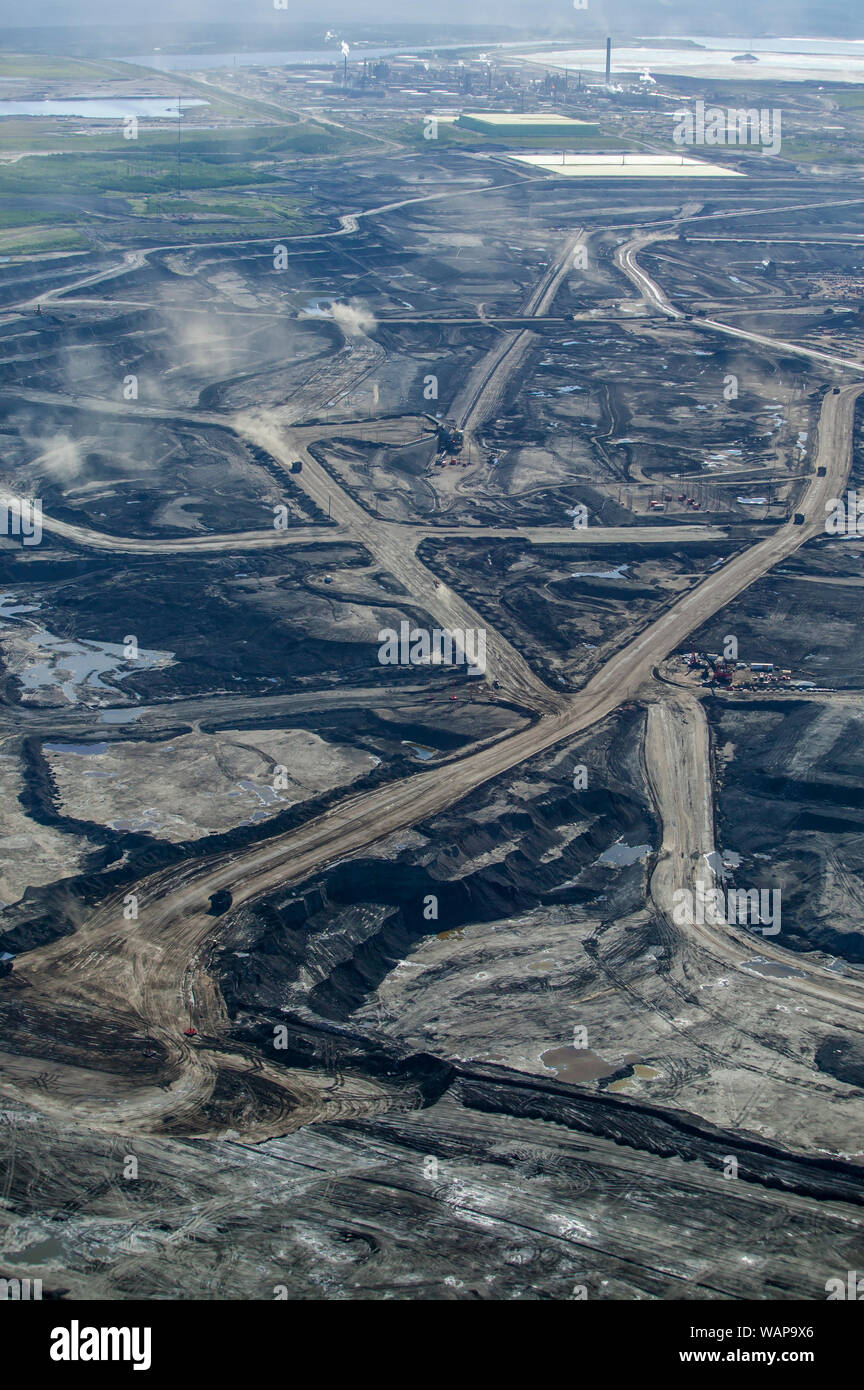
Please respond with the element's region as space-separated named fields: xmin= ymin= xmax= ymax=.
xmin=437 ymin=421 xmax=463 ymax=454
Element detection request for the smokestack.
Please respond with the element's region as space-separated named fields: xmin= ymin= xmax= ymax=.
xmin=605 ymin=37 xmax=611 ymax=85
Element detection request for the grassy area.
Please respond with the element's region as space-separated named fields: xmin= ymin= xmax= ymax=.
xmin=777 ymin=138 xmax=864 ymax=164
xmin=0 ymin=204 xmax=72 ymax=229
xmin=0 ymin=121 xmax=364 ymax=197
xmin=826 ymin=88 xmax=864 ymax=110
xmin=134 ymin=218 xmax=321 ymax=243
xmin=0 ymin=120 xmax=322 ymax=158
xmin=0 ymin=225 xmax=89 ymax=253
xmin=0 ymin=53 xmax=134 ymax=80
xmin=0 ymin=152 xmax=279 ymax=194
xmin=388 ymin=118 xmax=634 ymax=152
xmin=125 ymin=190 xmax=303 ymax=219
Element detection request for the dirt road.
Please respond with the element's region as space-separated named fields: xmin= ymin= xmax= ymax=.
xmin=645 ymin=691 xmax=864 ymax=1016
xmin=7 ymin=378 xmax=859 ymax=1136
xmin=4 ymin=204 xmax=862 ymax=1142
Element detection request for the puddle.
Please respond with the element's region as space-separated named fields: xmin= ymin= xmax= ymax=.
xmin=595 ymin=841 xmax=650 ymax=867
xmin=237 ymin=780 xmax=282 ymax=805
xmin=4 ymin=1237 xmax=65 ymax=1264
xmin=17 ymin=636 xmax=171 ymax=704
xmin=1 ymin=600 xmax=173 ymax=705
xmin=741 ymin=957 xmax=805 ymax=979
xmin=100 ymin=708 xmax=147 ymax=724
xmin=0 ymin=595 xmax=40 ymax=618
xmin=402 ymin=741 xmax=437 ymax=761
xmin=541 ymin=1045 xmax=618 ymax=1082
xmin=570 ymin=565 xmax=629 ymax=580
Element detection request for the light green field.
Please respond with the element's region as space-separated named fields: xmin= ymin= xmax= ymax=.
xmin=390 ymin=118 xmax=627 ymax=152
xmin=0 ymin=54 xmax=135 ymax=80
xmin=0 ymin=225 xmax=89 ymax=254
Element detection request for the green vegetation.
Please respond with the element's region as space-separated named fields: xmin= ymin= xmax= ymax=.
xmin=0 ymin=204 xmax=72 ymax=230
xmin=825 ymin=88 xmax=864 ymax=111
xmin=0 ymin=151 xmax=278 ymax=195
xmin=777 ymin=137 xmax=864 ymax=164
xmin=125 ymin=190 xmax=301 ymax=219
xmin=0 ymin=121 xmax=364 ymax=198
xmin=0 ymin=225 xmax=89 ymax=254
xmin=387 ymin=118 xmax=631 ymax=153
xmin=0 ymin=53 xmax=135 ymax=79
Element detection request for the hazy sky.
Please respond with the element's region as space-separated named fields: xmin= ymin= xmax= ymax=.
xmin=0 ymin=0 xmax=855 ymax=37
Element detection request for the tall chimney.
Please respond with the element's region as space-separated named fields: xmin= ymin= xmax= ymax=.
xmin=605 ymin=37 xmax=611 ymax=84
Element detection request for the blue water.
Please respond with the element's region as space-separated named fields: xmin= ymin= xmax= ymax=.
xmin=0 ymin=99 xmax=207 ymax=118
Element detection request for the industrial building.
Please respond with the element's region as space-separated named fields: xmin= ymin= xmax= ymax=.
xmin=456 ymin=112 xmax=601 ymax=138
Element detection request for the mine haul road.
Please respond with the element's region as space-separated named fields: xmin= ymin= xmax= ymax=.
xmin=5 ymin=214 xmax=864 ymax=1140
xmin=9 ymin=378 xmax=863 ymax=1136
xmin=645 ymin=690 xmax=863 ymax=1014
xmin=615 ymin=228 xmax=864 ymax=373
xmin=452 ymin=228 xmax=584 ymax=448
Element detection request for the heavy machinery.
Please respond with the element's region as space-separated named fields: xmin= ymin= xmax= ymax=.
xmin=437 ymin=421 xmax=463 ymax=455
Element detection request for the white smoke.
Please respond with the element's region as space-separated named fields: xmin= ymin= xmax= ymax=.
xmin=341 ymin=40 xmax=350 ymax=57
xmin=330 ymin=299 xmax=376 ymax=337
xmin=34 ymin=434 xmax=85 ymax=484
